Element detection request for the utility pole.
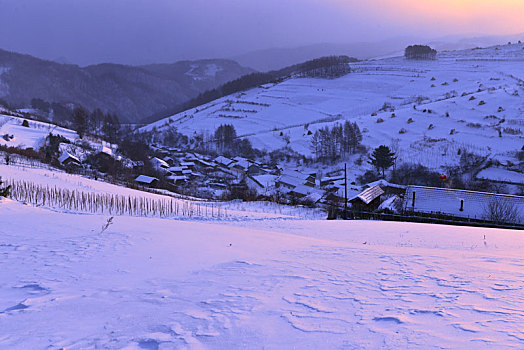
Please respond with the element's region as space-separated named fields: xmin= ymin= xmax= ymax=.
xmin=344 ymin=163 xmax=348 ymax=216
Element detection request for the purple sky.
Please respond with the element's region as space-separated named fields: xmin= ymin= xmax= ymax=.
xmin=0 ymin=0 xmax=522 ymax=66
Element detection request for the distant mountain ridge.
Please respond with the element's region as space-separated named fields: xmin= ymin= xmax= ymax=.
xmin=0 ymin=49 xmax=254 ymax=123
xmin=232 ymin=34 xmax=524 ymax=71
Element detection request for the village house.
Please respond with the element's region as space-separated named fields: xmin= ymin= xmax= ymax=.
xmin=135 ymin=175 xmax=159 ymax=188
xmin=349 ymin=185 xmax=385 ymax=211
xmin=363 ymin=179 xmax=406 ymax=196
xmin=276 ymin=169 xmax=316 ymax=192
xmin=58 ymin=152 xmax=81 ymax=167
xmin=245 ymin=174 xmax=278 ymax=196
xmin=214 ymin=156 xmax=234 ymax=168
xmin=151 ymin=157 xmax=170 ymax=172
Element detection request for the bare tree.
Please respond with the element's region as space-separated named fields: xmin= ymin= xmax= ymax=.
xmin=483 ymin=199 xmax=522 ymax=225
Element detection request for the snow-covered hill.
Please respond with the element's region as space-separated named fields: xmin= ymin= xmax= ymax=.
xmin=143 ymin=43 xmax=524 ymax=175
xmin=0 ymin=114 xmax=77 ymax=149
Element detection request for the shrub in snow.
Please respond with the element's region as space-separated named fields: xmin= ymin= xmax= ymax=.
xmin=503 ymin=127 xmax=522 ymax=135
xmin=399 ymin=128 xmax=407 ymax=134
xmin=466 ymin=122 xmax=482 ymax=128
xmin=376 ymin=118 xmax=384 ymax=123
xmin=478 ymin=100 xmax=486 ymax=106
xmin=371 ymin=112 xmax=377 ymax=116
xmin=446 ymin=112 xmax=450 ymax=117
xmin=21 ymin=120 xmax=29 ymax=127
xmin=460 ymin=151 xmax=485 ymax=172
xmin=498 ymin=106 xmax=505 ymax=112
xmin=431 ymin=77 xmax=436 ymax=81
xmin=380 ymin=102 xmax=393 ymax=111
xmin=357 ymin=169 xmax=380 ymax=185
xmin=441 ymin=82 xmax=449 ymax=86
xmin=450 ymin=129 xmax=455 ymax=135
xmin=431 ymin=84 xmax=436 ymax=88
xmin=391 ymin=113 xmax=396 ymax=118
xmin=453 ymin=78 xmax=459 ymax=82
xmin=0 ymin=177 xmax=11 ymax=197
xmin=389 ymin=163 xmax=444 ymax=187
xmin=407 ymin=118 xmax=414 ymax=124
xmin=469 ymin=96 xmax=476 ymax=101
xmin=483 ymin=199 xmax=522 ymax=225
xmin=428 ymin=124 xmax=435 ymax=130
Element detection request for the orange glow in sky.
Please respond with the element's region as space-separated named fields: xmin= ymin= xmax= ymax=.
xmin=325 ymin=0 xmax=524 ymax=34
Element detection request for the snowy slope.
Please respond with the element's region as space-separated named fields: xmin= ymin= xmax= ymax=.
xmin=0 ymin=114 xmax=78 ymax=149
xmin=142 ymin=43 xmax=524 ymax=173
xmin=2 ymin=197 xmax=524 ymax=348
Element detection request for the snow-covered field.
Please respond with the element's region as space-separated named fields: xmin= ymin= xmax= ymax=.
xmin=0 ymin=114 xmax=78 ymax=150
xmin=143 ymin=43 xmax=524 ymax=178
xmin=2 ymin=198 xmax=524 ymax=348
xmin=2 ymin=165 xmax=524 ymax=348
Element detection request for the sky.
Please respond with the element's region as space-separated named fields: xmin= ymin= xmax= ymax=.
xmin=0 ymin=0 xmax=523 ymax=66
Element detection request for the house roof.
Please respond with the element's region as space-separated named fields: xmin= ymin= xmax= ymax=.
xmin=99 ymin=146 xmax=113 ymax=156
xmin=278 ymin=175 xmax=306 ymax=188
xmin=229 ymin=159 xmax=252 ymax=170
xmin=58 ymin=152 xmax=80 ymax=164
xmin=167 ymin=175 xmax=188 ymax=182
xmin=364 ymin=179 xmax=407 ymax=190
xmin=281 ymin=169 xmax=314 ymax=181
xmin=194 ymin=159 xmax=214 ymax=167
xmin=135 ymin=175 xmax=158 ymax=184
xmin=405 ymin=185 xmax=524 ymax=220
xmin=152 ymin=157 xmax=169 ymax=168
xmin=214 ymin=156 xmax=234 ymax=166
xmin=288 ymin=184 xmax=312 ymax=197
xmin=180 ymin=161 xmax=195 ymax=167
xmin=356 ymin=185 xmax=385 ymax=205
xmin=252 ymin=174 xmax=278 ymax=188
xmin=167 ymin=166 xmax=187 ymax=172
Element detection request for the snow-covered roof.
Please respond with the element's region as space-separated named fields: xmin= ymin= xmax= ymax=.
xmin=305 ymin=191 xmax=324 ymax=203
xmin=356 ymin=185 xmax=385 ymax=205
xmin=278 ymin=175 xmax=307 ymax=188
xmin=167 ymin=166 xmax=187 ymax=172
xmin=378 ymin=195 xmax=401 ymax=212
xmin=364 ymin=179 xmax=406 ymax=190
xmin=58 ymin=152 xmax=80 ymax=164
xmin=152 ymin=157 xmax=169 ymax=168
xmin=194 ymin=159 xmax=214 ymax=167
xmin=99 ymin=146 xmax=113 ymax=156
xmin=214 ymin=156 xmax=233 ymax=167
xmin=229 ymin=159 xmax=252 ymax=170
xmin=252 ymin=174 xmax=278 ymax=188
xmin=135 ymin=175 xmax=158 ymax=184
xmin=405 ymin=185 xmax=524 ymax=220
xmin=289 ymin=184 xmax=313 ymax=197
xmin=281 ymin=169 xmax=314 ymax=181
xmin=167 ymin=175 xmax=188 ymax=182
xmin=180 ymin=161 xmax=196 ymax=167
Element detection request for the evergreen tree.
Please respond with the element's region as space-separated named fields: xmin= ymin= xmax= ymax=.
xmin=72 ymin=106 xmax=88 ymax=139
xmin=369 ymin=145 xmax=396 ymax=178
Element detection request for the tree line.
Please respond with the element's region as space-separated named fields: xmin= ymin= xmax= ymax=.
xmin=310 ymin=121 xmax=362 ymax=161
xmin=405 ymin=45 xmax=437 ymax=60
